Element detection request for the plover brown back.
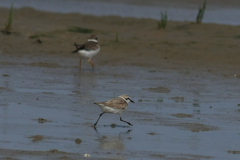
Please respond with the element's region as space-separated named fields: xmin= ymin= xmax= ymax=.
xmin=72 ymin=35 xmax=100 ymax=70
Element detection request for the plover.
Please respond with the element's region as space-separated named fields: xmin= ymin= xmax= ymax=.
xmin=93 ymin=95 xmax=134 ymax=127
xmin=72 ymin=35 xmax=100 ymax=70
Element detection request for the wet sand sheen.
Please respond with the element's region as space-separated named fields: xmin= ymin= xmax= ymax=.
xmin=0 ymin=6 xmax=240 ymax=160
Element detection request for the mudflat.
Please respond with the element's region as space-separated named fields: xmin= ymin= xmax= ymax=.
xmin=0 ymin=7 xmax=240 ymax=160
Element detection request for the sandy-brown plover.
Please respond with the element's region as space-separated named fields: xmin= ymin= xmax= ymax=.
xmin=93 ymin=95 xmax=134 ymax=127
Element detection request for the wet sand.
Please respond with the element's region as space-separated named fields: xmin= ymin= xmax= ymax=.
xmin=1 ymin=7 xmax=240 ymax=160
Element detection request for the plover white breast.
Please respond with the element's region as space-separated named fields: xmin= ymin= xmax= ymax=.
xmin=93 ymin=95 xmax=134 ymax=127
xmin=72 ymin=35 xmax=100 ymax=70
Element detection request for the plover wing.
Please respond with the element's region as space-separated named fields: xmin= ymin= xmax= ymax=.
xmin=95 ymin=97 xmax=127 ymax=109
xmin=72 ymin=41 xmax=99 ymax=53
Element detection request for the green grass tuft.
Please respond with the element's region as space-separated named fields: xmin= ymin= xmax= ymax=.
xmin=196 ymin=0 xmax=206 ymax=24
xmin=29 ymin=35 xmax=41 ymax=39
xmin=158 ymin=11 xmax=167 ymax=29
xmin=5 ymin=3 xmax=13 ymax=31
xmin=67 ymin=27 xmax=93 ymax=34
xmin=234 ymin=35 xmax=240 ymax=39
xmin=162 ymin=41 xmax=175 ymax=46
xmin=29 ymin=34 xmax=52 ymax=39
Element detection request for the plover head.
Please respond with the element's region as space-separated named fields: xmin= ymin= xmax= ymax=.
xmin=88 ymin=35 xmax=98 ymax=42
xmin=119 ymin=95 xmax=134 ymax=103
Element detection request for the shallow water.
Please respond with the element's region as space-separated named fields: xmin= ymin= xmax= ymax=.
xmin=1 ymin=0 xmax=240 ymax=25
xmin=1 ymin=55 xmax=240 ymax=159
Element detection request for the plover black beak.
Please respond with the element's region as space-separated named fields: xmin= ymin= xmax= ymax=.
xmin=130 ymin=99 xmax=134 ymax=103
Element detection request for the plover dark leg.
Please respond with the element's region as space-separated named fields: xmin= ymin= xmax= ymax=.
xmin=94 ymin=112 xmax=105 ymax=127
xmin=120 ymin=117 xmax=133 ymax=126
